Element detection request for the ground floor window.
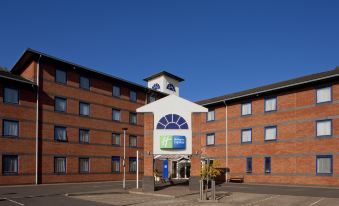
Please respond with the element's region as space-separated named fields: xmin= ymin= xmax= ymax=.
xmin=316 ymin=155 xmax=333 ymax=175
xmin=79 ymin=158 xmax=89 ymax=173
xmin=54 ymin=157 xmax=66 ymax=174
xmin=129 ymin=157 xmax=137 ymax=172
xmin=264 ymin=157 xmax=271 ymax=174
xmin=2 ymin=155 xmax=18 ymax=175
xmin=246 ymin=157 xmax=252 ymax=173
xmin=112 ymin=156 xmax=120 ymax=173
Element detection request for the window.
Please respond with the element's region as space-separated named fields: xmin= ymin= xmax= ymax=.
xmin=316 ymin=120 xmax=332 ymax=137
xmin=206 ymin=133 xmax=215 ymax=146
xmin=264 ymin=157 xmax=271 ymax=174
xmin=3 ymin=120 xmax=19 ymax=137
xmin=79 ymin=76 xmax=90 ymax=90
xmin=241 ymin=102 xmax=252 ymax=116
xmin=54 ymin=126 xmax=67 ymax=141
xmin=241 ymin=129 xmax=252 ymax=143
xmin=79 ymin=158 xmax=89 ymax=173
xmin=112 ymin=156 xmax=120 ymax=173
xmin=130 ymin=90 xmax=137 ymax=102
xmin=112 ymin=109 xmax=120 ymax=121
xmin=246 ymin=157 xmax=252 ymax=173
xmin=4 ymin=87 xmax=19 ymax=104
xmin=206 ymin=110 xmax=215 ymax=122
xmin=79 ymin=102 xmax=90 ymax=116
xmin=55 ymin=97 xmax=67 ymax=112
xmin=129 ymin=135 xmax=137 ymax=147
xmin=149 ymin=95 xmax=156 ymax=103
xmin=167 ymin=83 xmax=176 ymax=92
xmin=265 ymin=126 xmax=277 ymax=141
xmin=316 ymin=155 xmax=333 ymax=175
xmin=112 ymin=86 xmax=121 ymax=97
xmin=129 ymin=112 xmax=137 ymax=125
xmin=2 ymin=155 xmax=18 ymax=175
xmin=54 ymin=157 xmax=66 ymax=174
xmin=317 ymin=87 xmax=332 ymax=104
xmin=129 ymin=157 xmax=137 ymax=172
xmin=156 ymin=114 xmax=189 ymax=129
xmin=265 ymin=97 xmax=277 ymax=112
xmin=55 ymin=69 xmax=67 ymax=84
xmin=79 ymin=129 xmax=89 ymax=143
xmin=112 ymin=133 xmax=120 ymax=146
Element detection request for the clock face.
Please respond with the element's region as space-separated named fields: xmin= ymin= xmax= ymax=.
xmin=167 ymin=83 xmax=176 ymax=92
xmin=152 ymin=83 xmax=160 ymax=90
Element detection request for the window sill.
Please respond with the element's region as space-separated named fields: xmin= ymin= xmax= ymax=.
xmin=54 ymin=172 xmax=67 ymax=175
xmin=206 ymin=144 xmax=215 ymax=147
xmin=54 ymin=139 xmax=68 ymax=143
xmin=3 ymin=102 xmax=20 ymax=105
xmin=241 ymin=114 xmax=252 ymax=117
xmin=54 ymin=110 xmax=67 ymax=113
xmin=111 ymin=171 xmax=121 ymax=174
xmin=2 ymin=172 xmax=19 ymax=176
xmin=264 ymin=139 xmax=277 ymax=142
xmin=316 ymin=135 xmax=332 ymax=138
xmin=241 ymin=141 xmax=252 ymax=144
xmin=2 ymin=136 xmax=19 ymax=139
xmin=316 ymin=101 xmax=332 ymax=105
xmin=206 ymin=120 xmax=215 ymax=123
xmin=264 ymin=110 xmax=277 ymax=113
xmin=316 ymin=173 xmax=333 ymax=176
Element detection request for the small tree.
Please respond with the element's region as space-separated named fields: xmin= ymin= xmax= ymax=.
xmin=200 ymin=160 xmax=222 ymax=181
xmin=0 ymin=66 xmax=8 ymax=71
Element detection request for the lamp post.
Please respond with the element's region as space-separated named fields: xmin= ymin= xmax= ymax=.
xmin=123 ymin=128 xmax=128 ymax=189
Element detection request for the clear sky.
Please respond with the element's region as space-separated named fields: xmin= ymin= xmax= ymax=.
xmin=1 ymin=0 xmax=339 ymax=101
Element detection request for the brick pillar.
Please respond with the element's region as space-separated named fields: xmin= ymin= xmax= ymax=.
xmin=143 ymin=113 xmax=155 ymax=192
xmin=189 ymin=113 xmax=202 ymax=191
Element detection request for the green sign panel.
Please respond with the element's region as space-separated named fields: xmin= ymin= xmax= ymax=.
xmin=160 ymin=135 xmax=186 ymax=149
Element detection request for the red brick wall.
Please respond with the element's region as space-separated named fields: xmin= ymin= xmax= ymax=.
xmin=201 ymin=81 xmax=339 ymax=186
xmin=0 ymin=79 xmax=37 ymax=185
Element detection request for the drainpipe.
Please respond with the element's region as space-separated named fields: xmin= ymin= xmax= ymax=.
xmin=35 ymin=55 xmax=42 ymax=185
xmin=223 ymin=101 xmax=228 ymax=182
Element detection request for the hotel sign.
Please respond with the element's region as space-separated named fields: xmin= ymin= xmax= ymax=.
xmin=160 ymin=135 xmax=186 ymax=149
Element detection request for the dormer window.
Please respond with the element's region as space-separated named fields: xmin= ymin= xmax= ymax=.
xmin=152 ymin=83 xmax=160 ymax=90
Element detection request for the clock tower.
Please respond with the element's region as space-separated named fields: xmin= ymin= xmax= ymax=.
xmin=144 ymin=71 xmax=184 ymax=96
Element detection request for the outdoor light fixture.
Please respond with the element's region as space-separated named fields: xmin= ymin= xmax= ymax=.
xmin=122 ymin=128 xmax=128 ymax=189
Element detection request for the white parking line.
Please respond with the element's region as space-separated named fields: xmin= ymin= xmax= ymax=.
xmin=308 ymin=198 xmax=324 ymax=206
xmin=4 ymin=198 xmax=25 ymax=206
xmin=242 ymin=195 xmax=281 ymax=206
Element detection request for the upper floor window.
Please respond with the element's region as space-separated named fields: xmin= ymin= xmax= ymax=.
xmin=4 ymin=87 xmax=19 ymax=104
xmin=55 ymin=97 xmax=67 ymax=112
xmin=79 ymin=76 xmax=90 ymax=90
xmin=316 ymin=87 xmax=332 ymax=104
xmin=54 ymin=157 xmax=66 ymax=174
xmin=129 ymin=112 xmax=137 ymax=125
xmin=316 ymin=155 xmax=333 ymax=175
xmin=2 ymin=155 xmax=18 ymax=175
xmin=112 ymin=156 xmax=120 ymax=173
xmin=241 ymin=129 xmax=252 ymax=143
xmin=79 ymin=158 xmax=89 ymax=173
xmin=265 ymin=126 xmax=277 ymax=141
xmin=167 ymin=83 xmax=176 ymax=92
xmin=156 ymin=114 xmax=188 ymax=129
xmin=55 ymin=69 xmax=67 ymax=84
xmin=130 ymin=90 xmax=137 ymax=102
xmin=112 ymin=86 xmax=121 ymax=97
xmin=149 ymin=95 xmax=156 ymax=103
xmin=316 ymin=119 xmax=332 ymax=137
xmin=206 ymin=133 xmax=215 ymax=146
xmin=112 ymin=133 xmax=120 ymax=146
xmin=129 ymin=135 xmax=137 ymax=147
xmin=54 ymin=126 xmax=67 ymax=141
xmin=112 ymin=109 xmax=121 ymax=121
xmin=265 ymin=97 xmax=277 ymax=112
xmin=79 ymin=129 xmax=90 ymax=143
xmin=206 ymin=110 xmax=215 ymax=122
xmin=79 ymin=102 xmax=90 ymax=116
xmin=264 ymin=157 xmax=271 ymax=173
xmin=152 ymin=83 xmax=160 ymax=90
xmin=241 ymin=102 xmax=252 ymax=116
xmin=129 ymin=157 xmax=137 ymax=172
xmin=246 ymin=157 xmax=252 ymax=173
xmin=3 ymin=120 xmax=19 ymax=137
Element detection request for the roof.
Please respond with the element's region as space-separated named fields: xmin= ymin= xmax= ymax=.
xmin=197 ymin=67 xmax=339 ymax=106
xmin=11 ymin=48 xmax=165 ymax=94
xmin=143 ymin=71 xmax=184 ymax=82
xmin=0 ymin=69 xmax=36 ymax=85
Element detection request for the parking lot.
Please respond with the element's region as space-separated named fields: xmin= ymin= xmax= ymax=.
xmin=0 ymin=181 xmax=338 ymax=205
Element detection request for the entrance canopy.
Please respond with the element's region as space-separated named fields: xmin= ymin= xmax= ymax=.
xmin=154 ymin=154 xmax=190 ymax=160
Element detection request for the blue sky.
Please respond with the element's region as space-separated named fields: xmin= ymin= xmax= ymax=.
xmin=1 ymin=0 xmax=338 ymax=101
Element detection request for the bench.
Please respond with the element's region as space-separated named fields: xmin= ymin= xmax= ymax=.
xmin=228 ymin=175 xmax=244 ymax=183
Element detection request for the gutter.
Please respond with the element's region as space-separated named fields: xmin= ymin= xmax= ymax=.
xmin=201 ymin=73 xmax=339 ymax=106
xmin=35 ymin=55 xmax=42 ymax=184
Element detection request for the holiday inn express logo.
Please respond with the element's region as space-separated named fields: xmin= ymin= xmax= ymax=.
xmin=160 ymin=135 xmax=186 ymax=149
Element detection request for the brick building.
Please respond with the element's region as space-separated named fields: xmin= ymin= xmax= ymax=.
xmin=1 ymin=48 xmax=338 ymax=187
xmin=0 ymin=49 xmax=164 ymax=185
